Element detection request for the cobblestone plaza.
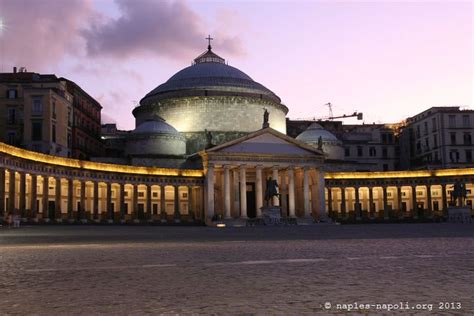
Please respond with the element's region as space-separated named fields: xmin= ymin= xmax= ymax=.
xmin=1 ymin=224 xmax=473 ymax=314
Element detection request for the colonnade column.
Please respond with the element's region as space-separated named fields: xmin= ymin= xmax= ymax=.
xmin=355 ymin=186 xmax=361 ymax=220
xmin=19 ymin=172 xmax=26 ymax=217
xmin=174 ymin=185 xmax=180 ymax=222
xmin=240 ymin=165 xmax=247 ymax=218
xmin=42 ymin=175 xmax=49 ymax=219
xmin=426 ymin=184 xmax=432 ymax=218
xmin=368 ymin=186 xmax=374 ymax=219
xmin=55 ymin=177 xmax=61 ymax=220
xmin=224 ymin=165 xmax=231 ymax=219
xmin=146 ymin=184 xmax=152 ymax=220
xmin=340 ymin=187 xmax=346 ymax=219
xmin=80 ymin=180 xmax=86 ymax=220
xmin=272 ymin=166 xmax=280 ymax=207
xmin=0 ymin=168 xmax=4 ymax=216
xmin=411 ymin=185 xmax=417 ymax=219
xmin=441 ymin=183 xmax=447 ymax=216
xmin=255 ymin=165 xmax=263 ymax=218
xmin=9 ymin=170 xmax=16 ymax=215
xmin=106 ymin=182 xmax=112 ymax=220
xmin=303 ymin=167 xmax=310 ymax=218
xmin=382 ymin=186 xmax=389 ymax=220
xmin=316 ymin=170 xmax=326 ymax=219
xmin=132 ymin=183 xmax=138 ymax=220
xmin=206 ymin=165 xmax=214 ymax=219
xmin=160 ymin=185 xmax=166 ymax=222
xmin=30 ymin=174 xmax=37 ymax=219
xmin=288 ymin=167 xmax=295 ymax=218
xmin=67 ymin=179 xmax=73 ymax=220
xmin=93 ymin=181 xmax=99 ymax=220
xmin=397 ymin=186 xmax=403 ymax=219
xmin=119 ymin=182 xmax=125 ymax=220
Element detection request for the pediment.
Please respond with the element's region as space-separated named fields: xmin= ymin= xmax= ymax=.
xmin=206 ymin=128 xmax=323 ymax=157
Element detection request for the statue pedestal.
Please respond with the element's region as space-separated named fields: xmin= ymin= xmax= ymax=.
xmin=262 ymin=206 xmax=282 ymax=225
xmin=448 ymin=207 xmax=472 ymax=223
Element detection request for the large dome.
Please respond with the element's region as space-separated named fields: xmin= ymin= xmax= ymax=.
xmin=296 ymin=123 xmax=344 ymax=160
xmin=139 ymin=50 xmax=281 ymax=105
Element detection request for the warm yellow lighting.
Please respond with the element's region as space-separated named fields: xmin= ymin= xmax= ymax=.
xmin=216 ymin=223 xmax=226 ymax=228
xmin=0 ymin=142 xmax=203 ymax=177
xmin=325 ymin=168 xmax=474 ymax=180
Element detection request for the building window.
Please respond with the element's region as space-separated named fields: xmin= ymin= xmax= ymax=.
xmin=424 ymin=138 xmax=429 ymax=151
xmin=433 ymin=134 xmax=438 ymax=148
xmin=462 ymin=115 xmax=470 ymax=128
xmin=52 ymin=124 xmax=56 ymax=143
xmin=369 ymin=147 xmax=376 ymax=157
xmin=432 ymin=118 xmax=437 ymax=131
xmin=448 ymin=115 xmax=456 ymax=128
xmin=345 ymin=147 xmax=350 ymax=157
xmin=7 ymin=108 xmax=16 ymax=124
xmin=7 ymin=132 xmax=15 ymax=145
xmin=7 ymin=89 xmax=17 ymax=99
xmin=52 ymin=101 xmax=57 ymax=119
xmin=32 ymin=122 xmax=42 ymax=141
xmin=67 ymin=109 xmax=72 ymax=127
xmin=67 ymin=133 xmax=71 ymax=147
xmin=32 ymin=98 xmax=43 ymax=114
xmin=466 ymin=150 xmax=472 ymax=163
xmin=138 ymin=192 xmax=145 ymax=197
xmin=463 ymin=133 xmax=472 ymax=145
xmin=357 ymin=146 xmax=363 ymax=157
xmin=423 ymin=122 xmax=428 ymax=135
xmin=381 ymin=134 xmax=387 ymax=143
xmin=416 ymin=126 xmax=420 ymax=138
xmin=449 ymin=150 xmax=460 ymax=163
xmin=434 ymin=151 xmax=439 ymax=161
xmin=450 ymin=132 xmax=456 ymax=145
xmin=387 ymin=134 xmax=393 ymax=143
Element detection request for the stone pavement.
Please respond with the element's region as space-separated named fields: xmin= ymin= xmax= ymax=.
xmin=0 ymin=224 xmax=473 ymax=315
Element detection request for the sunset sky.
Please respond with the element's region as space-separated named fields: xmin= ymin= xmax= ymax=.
xmin=0 ymin=0 xmax=471 ymax=130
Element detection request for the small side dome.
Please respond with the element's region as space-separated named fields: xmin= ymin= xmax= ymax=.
xmin=127 ymin=117 xmax=186 ymax=156
xmin=296 ymin=123 xmax=344 ymax=160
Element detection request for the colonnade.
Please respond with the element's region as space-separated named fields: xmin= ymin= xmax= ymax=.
xmin=205 ymin=164 xmax=326 ymax=220
xmin=326 ymin=182 xmax=473 ymax=220
xmin=0 ymin=167 xmax=203 ymax=222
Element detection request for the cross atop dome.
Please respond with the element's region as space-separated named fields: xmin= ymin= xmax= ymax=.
xmin=193 ymin=35 xmax=225 ymax=64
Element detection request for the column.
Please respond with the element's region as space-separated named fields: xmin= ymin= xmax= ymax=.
xmin=288 ymin=167 xmax=295 ymax=218
xmin=80 ymin=180 xmax=86 ymax=220
xmin=67 ymin=179 xmax=73 ymax=220
xmin=327 ymin=187 xmax=333 ymax=217
xmin=382 ymin=186 xmax=388 ymax=219
xmin=132 ymin=183 xmax=138 ymax=220
xmin=206 ymin=165 xmax=215 ymax=219
xmin=92 ymin=181 xmax=99 ymax=220
xmin=19 ymin=173 xmax=26 ymax=217
xmin=272 ymin=166 xmax=280 ymax=206
xmin=224 ymin=165 xmax=231 ymax=219
xmin=368 ymin=187 xmax=374 ymax=219
xmin=397 ymin=186 xmax=403 ymax=218
xmin=146 ymin=184 xmax=152 ymax=220
xmin=240 ymin=165 xmax=247 ymax=218
xmin=232 ymin=169 xmax=239 ymax=216
xmin=411 ymin=185 xmax=417 ymax=219
xmin=303 ymin=167 xmax=310 ymax=218
xmin=30 ymin=174 xmax=37 ymax=219
xmin=426 ymin=184 xmax=432 ymax=217
xmin=106 ymin=182 xmax=112 ymax=220
xmin=0 ymin=168 xmax=5 ymax=216
xmin=355 ymin=186 xmax=361 ymax=220
xmin=255 ymin=165 xmax=263 ymax=218
xmin=119 ymin=182 xmax=125 ymax=220
xmin=54 ymin=177 xmax=61 ymax=219
xmin=188 ymin=186 xmax=194 ymax=220
xmin=42 ymin=175 xmax=49 ymax=219
xmin=341 ymin=187 xmax=346 ymax=219
xmin=280 ymin=170 xmax=287 ymax=218
xmin=160 ymin=185 xmax=166 ymax=222
xmin=174 ymin=185 xmax=180 ymax=222
xmin=8 ymin=170 xmax=16 ymax=215
xmin=441 ymin=183 xmax=447 ymax=216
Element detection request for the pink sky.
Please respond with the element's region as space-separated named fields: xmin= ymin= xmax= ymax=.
xmin=0 ymin=0 xmax=472 ymax=130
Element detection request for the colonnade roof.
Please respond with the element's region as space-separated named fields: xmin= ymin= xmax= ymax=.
xmin=0 ymin=142 xmax=203 ymax=177
xmin=325 ymin=169 xmax=474 ymax=180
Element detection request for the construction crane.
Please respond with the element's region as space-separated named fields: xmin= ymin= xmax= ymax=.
xmin=323 ymin=102 xmax=363 ymax=121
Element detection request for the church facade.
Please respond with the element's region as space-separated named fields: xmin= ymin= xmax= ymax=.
xmin=0 ymin=43 xmax=473 ymax=225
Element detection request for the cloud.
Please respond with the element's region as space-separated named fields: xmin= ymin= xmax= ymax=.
xmin=82 ymin=0 xmax=244 ymax=60
xmin=0 ymin=0 xmax=93 ymax=70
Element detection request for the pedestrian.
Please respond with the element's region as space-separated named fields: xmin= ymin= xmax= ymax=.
xmin=13 ymin=213 xmax=20 ymax=228
xmin=6 ymin=211 xmax=12 ymax=228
